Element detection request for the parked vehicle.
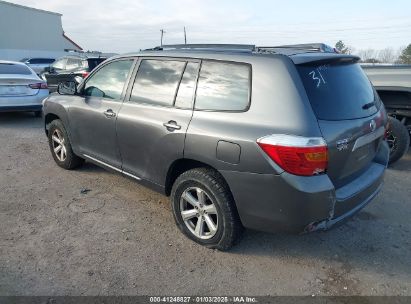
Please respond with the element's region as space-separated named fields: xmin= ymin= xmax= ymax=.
xmin=0 ymin=60 xmax=49 ymax=116
xmin=20 ymin=57 xmax=55 ymax=75
xmin=43 ymin=44 xmax=389 ymax=250
xmin=41 ymin=54 xmax=107 ymax=92
xmin=363 ymin=64 xmax=411 ymax=164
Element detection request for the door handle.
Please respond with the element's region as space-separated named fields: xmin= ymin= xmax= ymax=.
xmin=103 ymin=109 xmax=116 ymax=118
xmin=163 ymin=120 xmax=181 ymax=131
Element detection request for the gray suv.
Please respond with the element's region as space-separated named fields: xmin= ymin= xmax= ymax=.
xmin=43 ymin=44 xmax=390 ymax=250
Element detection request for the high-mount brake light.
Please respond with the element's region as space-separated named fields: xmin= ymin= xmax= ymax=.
xmin=257 ymin=134 xmax=328 ymax=176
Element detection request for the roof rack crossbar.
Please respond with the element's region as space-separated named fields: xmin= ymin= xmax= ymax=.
xmin=156 ymin=44 xmax=256 ymax=51
xmin=257 ymin=43 xmax=335 ymax=53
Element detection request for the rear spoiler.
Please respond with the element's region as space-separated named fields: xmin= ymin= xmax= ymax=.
xmin=290 ymin=53 xmax=360 ymax=65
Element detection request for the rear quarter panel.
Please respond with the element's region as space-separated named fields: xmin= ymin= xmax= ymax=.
xmin=185 ymin=55 xmax=322 ymax=175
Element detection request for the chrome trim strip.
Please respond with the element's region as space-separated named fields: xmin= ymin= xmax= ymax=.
xmin=83 ymin=154 xmax=122 ymax=172
xmin=83 ymin=154 xmax=141 ymax=180
xmin=352 ymin=127 xmax=385 ymax=151
xmin=122 ymin=170 xmax=142 ymax=181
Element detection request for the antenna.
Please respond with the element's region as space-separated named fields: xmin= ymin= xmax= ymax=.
xmin=160 ymin=29 xmax=166 ymax=47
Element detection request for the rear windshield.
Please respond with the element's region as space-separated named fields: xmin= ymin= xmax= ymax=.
xmin=0 ymin=63 xmax=32 ymax=75
xmin=297 ymin=63 xmax=378 ymax=120
xmin=86 ymin=58 xmax=107 ymax=70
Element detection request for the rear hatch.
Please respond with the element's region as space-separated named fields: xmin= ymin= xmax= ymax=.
xmin=295 ymin=56 xmax=386 ymax=189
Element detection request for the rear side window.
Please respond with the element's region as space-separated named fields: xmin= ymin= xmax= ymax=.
xmin=130 ymin=60 xmax=186 ymax=106
xmin=195 ymin=61 xmax=250 ymax=111
xmin=297 ymin=63 xmax=377 ymax=120
xmin=0 ymin=63 xmax=31 ymax=75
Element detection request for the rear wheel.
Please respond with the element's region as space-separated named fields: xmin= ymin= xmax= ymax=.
xmin=387 ymin=117 xmax=410 ymax=164
xmin=47 ymin=119 xmax=84 ymax=170
xmin=171 ymin=168 xmax=242 ymax=251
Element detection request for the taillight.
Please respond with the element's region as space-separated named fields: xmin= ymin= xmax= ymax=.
xmin=81 ymin=72 xmax=89 ymax=78
xmin=257 ymin=134 xmax=328 ymax=176
xmin=29 ymin=82 xmax=48 ymax=89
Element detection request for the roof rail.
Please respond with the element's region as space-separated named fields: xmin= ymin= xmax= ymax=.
xmin=152 ymin=44 xmax=256 ymax=51
xmin=257 ymin=43 xmax=336 ymax=53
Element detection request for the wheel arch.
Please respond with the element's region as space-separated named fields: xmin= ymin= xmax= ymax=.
xmin=44 ymin=113 xmax=60 ymax=135
xmin=165 ymin=158 xmax=232 ymax=198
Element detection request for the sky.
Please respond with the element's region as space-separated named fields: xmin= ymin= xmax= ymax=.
xmin=10 ymin=0 xmax=411 ymax=54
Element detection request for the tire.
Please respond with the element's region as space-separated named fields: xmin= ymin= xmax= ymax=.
xmin=387 ymin=117 xmax=410 ymax=165
xmin=47 ymin=119 xmax=84 ymax=170
xmin=34 ymin=111 xmax=42 ymax=117
xmin=171 ymin=168 xmax=243 ymax=251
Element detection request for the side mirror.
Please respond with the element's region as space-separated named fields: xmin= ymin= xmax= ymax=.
xmin=57 ymin=81 xmax=77 ymax=95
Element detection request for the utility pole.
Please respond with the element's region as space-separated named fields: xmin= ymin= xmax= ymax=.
xmin=160 ymin=29 xmax=165 ymax=47
xmin=184 ymin=26 xmax=187 ymax=44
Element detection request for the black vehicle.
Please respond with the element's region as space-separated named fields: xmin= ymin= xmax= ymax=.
xmin=363 ymin=65 xmax=411 ymax=164
xmin=41 ymin=54 xmax=107 ymax=92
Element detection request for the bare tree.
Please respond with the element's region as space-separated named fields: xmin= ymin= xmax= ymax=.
xmin=378 ymin=48 xmax=396 ymax=63
xmin=356 ymin=49 xmax=378 ymax=62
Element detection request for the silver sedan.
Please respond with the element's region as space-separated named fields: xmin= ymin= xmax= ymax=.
xmin=0 ymin=60 xmax=49 ymax=116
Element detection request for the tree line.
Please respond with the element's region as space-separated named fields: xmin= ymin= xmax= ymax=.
xmin=335 ymin=40 xmax=411 ymax=64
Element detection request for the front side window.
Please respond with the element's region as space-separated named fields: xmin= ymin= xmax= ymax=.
xmin=175 ymin=62 xmax=200 ymax=109
xmin=195 ymin=61 xmax=250 ymax=111
xmin=87 ymin=58 xmax=106 ymax=70
xmin=130 ymin=59 xmax=186 ymax=106
xmin=83 ymin=59 xmax=134 ymax=100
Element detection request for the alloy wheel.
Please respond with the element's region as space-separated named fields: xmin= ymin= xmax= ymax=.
xmin=51 ymin=129 xmax=67 ymax=162
xmin=180 ymin=187 xmax=218 ymax=240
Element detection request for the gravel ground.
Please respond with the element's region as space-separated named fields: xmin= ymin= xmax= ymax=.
xmin=0 ymin=112 xmax=410 ymax=296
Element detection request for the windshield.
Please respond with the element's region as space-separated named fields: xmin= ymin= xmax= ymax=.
xmin=297 ymin=62 xmax=379 ymax=120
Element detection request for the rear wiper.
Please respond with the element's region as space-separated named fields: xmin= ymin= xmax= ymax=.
xmin=362 ymin=101 xmax=375 ymax=110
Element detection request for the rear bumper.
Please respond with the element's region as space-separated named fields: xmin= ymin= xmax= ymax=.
xmin=220 ymin=141 xmax=389 ymax=234
xmin=0 ymin=91 xmax=48 ymax=112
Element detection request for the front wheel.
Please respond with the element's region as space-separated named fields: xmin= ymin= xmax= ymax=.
xmin=47 ymin=119 xmax=84 ymax=170
xmin=387 ymin=117 xmax=410 ymax=165
xmin=171 ymin=168 xmax=242 ymax=251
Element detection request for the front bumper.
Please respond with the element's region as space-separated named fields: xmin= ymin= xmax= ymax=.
xmin=220 ymin=141 xmax=389 ymax=234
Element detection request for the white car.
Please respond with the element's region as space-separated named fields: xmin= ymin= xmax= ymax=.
xmin=0 ymin=60 xmax=49 ymax=116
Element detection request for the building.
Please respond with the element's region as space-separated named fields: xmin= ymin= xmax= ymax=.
xmin=0 ymin=0 xmax=82 ymax=61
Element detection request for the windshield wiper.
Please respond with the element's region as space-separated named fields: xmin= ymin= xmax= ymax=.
xmin=362 ymin=101 xmax=375 ymax=110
